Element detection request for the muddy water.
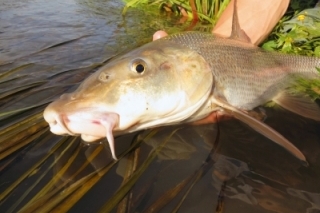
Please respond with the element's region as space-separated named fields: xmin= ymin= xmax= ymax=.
xmin=0 ymin=0 xmax=320 ymax=213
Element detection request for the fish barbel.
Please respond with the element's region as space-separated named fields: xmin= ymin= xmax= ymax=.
xmin=43 ymin=2 xmax=320 ymax=162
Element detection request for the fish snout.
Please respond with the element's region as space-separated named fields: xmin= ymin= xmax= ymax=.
xmin=43 ymin=102 xmax=74 ymax=136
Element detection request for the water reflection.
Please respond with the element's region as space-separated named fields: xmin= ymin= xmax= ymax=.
xmin=0 ymin=0 xmax=320 ymax=212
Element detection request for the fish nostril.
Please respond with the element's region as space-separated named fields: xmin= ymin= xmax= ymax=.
xmin=52 ymin=120 xmax=57 ymax=125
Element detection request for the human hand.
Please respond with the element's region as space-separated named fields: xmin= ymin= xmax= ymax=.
xmin=152 ymin=30 xmax=168 ymax=40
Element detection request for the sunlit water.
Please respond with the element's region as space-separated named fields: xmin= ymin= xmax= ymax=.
xmin=0 ymin=0 xmax=320 ymax=213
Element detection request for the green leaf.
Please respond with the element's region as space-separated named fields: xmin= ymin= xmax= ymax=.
xmin=314 ymin=46 xmax=320 ymax=57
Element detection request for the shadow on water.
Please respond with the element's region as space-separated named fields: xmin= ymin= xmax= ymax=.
xmin=0 ymin=0 xmax=320 ymax=212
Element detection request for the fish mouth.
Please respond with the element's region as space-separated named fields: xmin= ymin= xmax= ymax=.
xmin=46 ymin=113 xmax=75 ymax=136
xmin=43 ymin=106 xmax=120 ymax=159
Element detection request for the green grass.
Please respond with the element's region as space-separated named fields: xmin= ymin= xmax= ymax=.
xmin=262 ymin=7 xmax=320 ymax=99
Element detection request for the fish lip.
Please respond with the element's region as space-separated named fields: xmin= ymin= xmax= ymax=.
xmin=56 ymin=114 xmax=75 ymax=135
xmin=80 ymin=134 xmax=104 ymax=142
xmin=76 ymin=112 xmax=120 ymax=160
xmin=46 ymin=112 xmax=76 ymax=136
xmin=45 ymin=104 xmax=120 ymax=160
xmin=60 ymin=110 xmax=120 ymax=160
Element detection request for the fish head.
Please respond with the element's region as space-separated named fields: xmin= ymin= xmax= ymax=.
xmin=43 ymin=39 xmax=213 ymax=158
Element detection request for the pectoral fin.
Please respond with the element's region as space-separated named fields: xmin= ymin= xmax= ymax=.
xmin=231 ymin=108 xmax=306 ymax=163
xmin=272 ymin=91 xmax=320 ymax=121
xmin=212 ymin=97 xmax=307 ymax=163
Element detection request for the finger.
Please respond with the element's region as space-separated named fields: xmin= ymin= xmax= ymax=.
xmin=153 ymin=30 xmax=168 ymax=40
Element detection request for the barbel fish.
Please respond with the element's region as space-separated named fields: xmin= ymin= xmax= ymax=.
xmin=43 ymin=1 xmax=320 ymax=162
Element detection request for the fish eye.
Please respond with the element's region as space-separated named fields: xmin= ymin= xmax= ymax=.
xmin=131 ymin=59 xmax=146 ymax=74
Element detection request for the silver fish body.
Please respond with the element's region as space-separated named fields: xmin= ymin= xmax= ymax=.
xmin=164 ymin=32 xmax=320 ymax=110
xmin=44 ymin=31 xmax=320 ymax=162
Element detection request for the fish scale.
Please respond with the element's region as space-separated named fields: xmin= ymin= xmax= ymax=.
xmin=164 ymin=31 xmax=320 ymax=109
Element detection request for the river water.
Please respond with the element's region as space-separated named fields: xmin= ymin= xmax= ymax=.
xmin=1 ymin=0 xmax=320 ymax=213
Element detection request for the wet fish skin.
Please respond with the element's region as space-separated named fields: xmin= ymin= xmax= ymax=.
xmin=43 ymin=31 xmax=320 ymax=162
xmin=168 ymin=31 xmax=319 ymax=163
xmin=164 ymin=32 xmax=320 ymax=110
xmin=43 ymin=40 xmax=214 ymax=159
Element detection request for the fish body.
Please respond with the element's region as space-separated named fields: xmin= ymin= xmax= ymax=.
xmin=165 ymin=32 xmax=320 ymax=110
xmin=43 ymin=31 xmax=320 ymax=162
xmin=43 ymin=1 xmax=320 ymax=162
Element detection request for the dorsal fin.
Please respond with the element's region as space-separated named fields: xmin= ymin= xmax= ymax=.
xmin=229 ymin=0 xmax=251 ymax=43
